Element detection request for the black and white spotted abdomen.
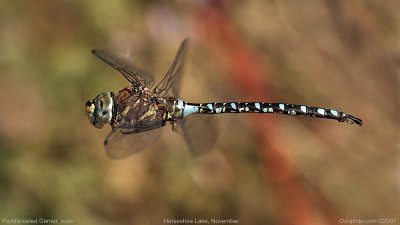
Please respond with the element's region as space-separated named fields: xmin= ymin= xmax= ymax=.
xmin=173 ymin=100 xmax=362 ymax=126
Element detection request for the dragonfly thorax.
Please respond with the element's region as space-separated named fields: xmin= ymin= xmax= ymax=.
xmin=85 ymin=92 xmax=114 ymax=129
xmin=163 ymin=99 xmax=185 ymax=121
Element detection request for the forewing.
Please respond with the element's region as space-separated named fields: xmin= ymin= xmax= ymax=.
xmin=92 ymin=49 xmax=155 ymax=87
xmin=104 ymin=100 xmax=163 ymax=159
xmin=154 ymin=38 xmax=188 ymax=97
xmin=174 ymin=114 xmax=218 ymax=156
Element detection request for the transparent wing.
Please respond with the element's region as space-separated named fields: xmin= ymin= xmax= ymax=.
xmin=104 ymin=127 xmax=162 ymax=159
xmin=104 ymin=100 xmax=163 ymax=159
xmin=156 ymin=39 xmax=218 ymax=154
xmin=174 ymin=114 xmax=218 ymax=156
xmin=92 ymin=49 xmax=155 ymax=87
xmin=154 ymin=38 xmax=188 ymax=97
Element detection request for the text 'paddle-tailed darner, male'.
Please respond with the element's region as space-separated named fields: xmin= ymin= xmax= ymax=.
xmin=85 ymin=39 xmax=362 ymax=159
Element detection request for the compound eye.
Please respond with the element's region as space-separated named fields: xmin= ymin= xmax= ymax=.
xmin=88 ymin=92 xmax=113 ymax=128
xmin=98 ymin=100 xmax=108 ymax=115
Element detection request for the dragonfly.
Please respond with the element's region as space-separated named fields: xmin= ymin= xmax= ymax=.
xmin=85 ymin=39 xmax=363 ymax=159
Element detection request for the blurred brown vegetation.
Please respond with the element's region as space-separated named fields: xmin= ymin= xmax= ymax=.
xmin=0 ymin=1 xmax=398 ymax=225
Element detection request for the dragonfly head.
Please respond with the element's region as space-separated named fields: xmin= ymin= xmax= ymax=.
xmin=85 ymin=92 xmax=114 ymax=129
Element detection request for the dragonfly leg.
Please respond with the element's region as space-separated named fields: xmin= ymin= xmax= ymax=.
xmin=170 ymin=121 xmax=178 ymax=131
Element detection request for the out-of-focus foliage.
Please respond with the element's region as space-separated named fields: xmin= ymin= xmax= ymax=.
xmin=0 ymin=1 xmax=398 ymax=225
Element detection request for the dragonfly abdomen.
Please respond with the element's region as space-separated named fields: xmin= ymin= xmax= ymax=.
xmin=181 ymin=101 xmax=362 ymax=126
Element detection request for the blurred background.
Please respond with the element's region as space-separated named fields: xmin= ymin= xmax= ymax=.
xmin=0 ymin=1 xmax=399 ymax=225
